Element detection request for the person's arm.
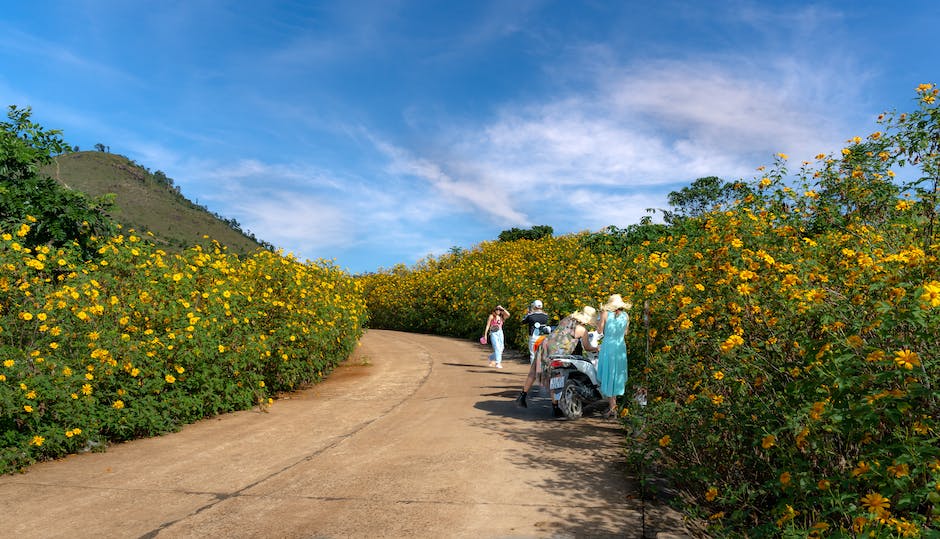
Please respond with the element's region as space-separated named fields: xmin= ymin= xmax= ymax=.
xmin=498 ymin=305 xmax=510 ymax=320
xmin=482 ymin=313 xmax=494 ymax=340
xmin=598 ymin=311 xmax=608 ymax=335
xmin=579 ymin=327 xmax=599 ymax=352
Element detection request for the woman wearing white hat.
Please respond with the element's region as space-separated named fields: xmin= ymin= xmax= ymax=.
xmin=517 ymin=305 xmax=598 ymax=417
xmin=597 ymin=294 xmax=631 ymax=418
xmin=521 ymin=299 xmax=550 ymax=363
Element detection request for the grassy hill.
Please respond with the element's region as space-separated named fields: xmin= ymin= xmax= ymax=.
xmin=44 ymin=151 xmax=267 ymax=255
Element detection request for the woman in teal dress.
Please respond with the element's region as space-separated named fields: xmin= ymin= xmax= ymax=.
xmin=597 ymin=294 xmax=631 ymax=418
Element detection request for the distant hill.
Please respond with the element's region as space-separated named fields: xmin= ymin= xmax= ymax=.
xmin=44 ymin=151 xmax=269 ymax=255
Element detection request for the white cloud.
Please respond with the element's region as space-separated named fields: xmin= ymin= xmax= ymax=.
xmin=382 ymin=50 xmax=864 ymax=237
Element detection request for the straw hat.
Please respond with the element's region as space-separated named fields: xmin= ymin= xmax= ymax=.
xmin=601 ymin=294 xmax=632 ymax=312
xmin=569 ymin=305 xmax=597 ymax=325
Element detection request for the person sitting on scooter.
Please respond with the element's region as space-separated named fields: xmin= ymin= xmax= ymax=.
xmin=521 ymin=299 xmax=550 ymax=364
xmin=516 ymin=305 xmax=598 ymax=417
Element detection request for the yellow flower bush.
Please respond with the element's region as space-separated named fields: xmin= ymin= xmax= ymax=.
xmin=359 ymin=87 xmax=940 ymax=534
xmin=1 ymin=230 xmax=365 ymax=473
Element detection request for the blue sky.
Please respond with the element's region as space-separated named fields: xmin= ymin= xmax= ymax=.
xmin=2 ymin=1 xmax=938 ymax=274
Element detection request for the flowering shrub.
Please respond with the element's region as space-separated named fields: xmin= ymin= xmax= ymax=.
xmin=360 ymin=86 xmax=940 ymax=535
xmin=0 ymin=229 xmax=365 ymax=473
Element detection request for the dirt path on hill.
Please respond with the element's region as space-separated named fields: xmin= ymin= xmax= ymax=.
xmin=0 ymin=330 xmax=693 ymax=538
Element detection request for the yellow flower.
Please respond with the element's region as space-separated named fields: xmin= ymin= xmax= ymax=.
xmin=30 ymin=435 xmax=44 ymax=446
xmin=705 ymin=487 xmax=718 ymax=502
xmin=658 ymin=435 xmax=671 ymax=447
xmin=776 ymin=504 xmax=798 ymax=526
xmin=19 ymin=312 xmax=33 ymax=321
xmin=921 ymin=280 xmax=940 ymax=307
xmin=852 ymin=461 xmax=871 ymax=477
xmin=779 ymin=471 xmax=791 ymax=487
xmin=81 ymin=384 xmax=92 ymax=395
xmin=736 ymin=283 xmax=754 ymax=296
xmin=887 ymin=463 xmax=909 ymax=478
xmin=112 ymin=400 xmax=125 ymax=409
xmin=165 ymin=374 xmax=176 ymax=384
xmin=852 ymin=516 xmax=868 ymax=533
xmin=720 ymin=334 xmax=744 ymax=353
xmin=24 ymin=405 xmax=33 ymax=413
xmin=761 ymin=434 xmax=776 ymax=449
xmin=3 ymin=359 xmax=13 ymax=367
xmin=860 ymin=492 xmax=890 ymax=515
xmin=175 ymin=365 xmax=185 ymax=374
xmin=893 ymin=349 xmax=921 ymax=370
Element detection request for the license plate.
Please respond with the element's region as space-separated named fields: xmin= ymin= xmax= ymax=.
xmin=550 ymin=375 xmax=565 ymax=390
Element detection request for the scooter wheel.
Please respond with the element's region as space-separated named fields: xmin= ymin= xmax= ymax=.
xmin=559 ymin=379 xmax=584 ymax=419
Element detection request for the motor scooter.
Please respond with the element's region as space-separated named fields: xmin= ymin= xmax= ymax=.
xmin=548 ymin=332 xmax=605 ymax=419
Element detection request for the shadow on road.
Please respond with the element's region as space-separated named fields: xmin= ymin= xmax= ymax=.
xmin=471 ymin=390 xmax=690 ymax=538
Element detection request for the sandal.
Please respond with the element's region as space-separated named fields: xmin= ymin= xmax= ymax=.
xmin=602 ymin=408 xmax=618 ymax=419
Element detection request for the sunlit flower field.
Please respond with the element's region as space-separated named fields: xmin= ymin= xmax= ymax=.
xmin=1 ymin=230 xmax=365 ymax=474
xmin=360 ymin=87 xmax=939 ymax=536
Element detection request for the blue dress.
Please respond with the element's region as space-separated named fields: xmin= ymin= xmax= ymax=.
xmin=597 ymin=312 xmax=628 ymax=397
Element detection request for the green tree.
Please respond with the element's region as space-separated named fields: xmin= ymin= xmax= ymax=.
xmin=497 ymin=225 xmax=553 ymax=242
xmin=663 ymin=176 xmax=740 ymax=224
xmin=0 ymin=105 xmax=114 ymax=257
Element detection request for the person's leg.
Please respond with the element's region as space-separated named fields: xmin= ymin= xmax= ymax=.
xmin=528 ymin=334 xmax=537 ymax=363
xmin=517 ymin=359 xmax=538 ymax=407
xmin=523 ymin=359 xmax=537 ymax=391
xmin=492 ymin=329 xmax=504 ymax=367
xmin=488 ymin=332 xmax=496 ymax=367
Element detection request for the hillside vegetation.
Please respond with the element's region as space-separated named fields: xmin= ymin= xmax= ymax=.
xmin=2 ymin=106 xmax=366 ymax=475
xmin=44 ymin=151 xmax=266 ymax=255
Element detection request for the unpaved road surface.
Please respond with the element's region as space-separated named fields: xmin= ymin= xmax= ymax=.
xmin=0 ymin=330 xmax=692 ymax=538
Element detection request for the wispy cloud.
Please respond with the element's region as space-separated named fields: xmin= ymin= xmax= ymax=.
xmin=376 ymin=51 xmax=861 ymax=236
xmin=0 ymin=24 xmax=142 ymax=88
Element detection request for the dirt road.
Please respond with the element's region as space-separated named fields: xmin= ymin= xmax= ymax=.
xmin=0 ymin=330 xmax=692 ymax=538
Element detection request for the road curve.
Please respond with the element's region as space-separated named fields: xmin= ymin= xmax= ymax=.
xmin=0 ymin=329 xmax=691 ymax=538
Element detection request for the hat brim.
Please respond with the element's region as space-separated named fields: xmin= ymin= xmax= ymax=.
xmin=570 ymin=313 xmax=592 ymax=324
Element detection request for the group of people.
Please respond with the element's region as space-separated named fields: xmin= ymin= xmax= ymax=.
xmin=481 ymin=294 xmax=631 ymax=419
